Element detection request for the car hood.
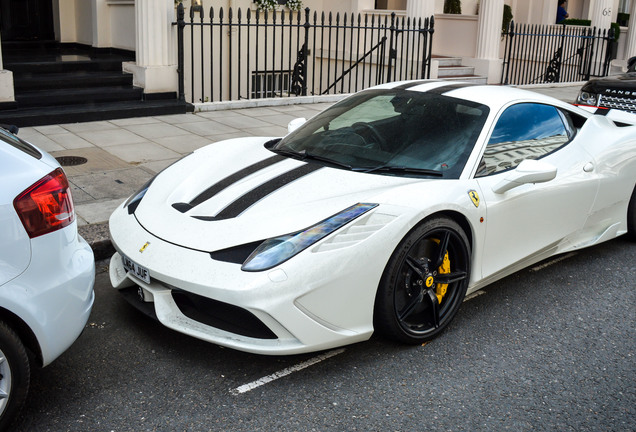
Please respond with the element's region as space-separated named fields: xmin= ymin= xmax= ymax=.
xmin=134 ymin=137 xmax=426 ymax=251
xmin=582 ymin=72 xmax=636 ymax=94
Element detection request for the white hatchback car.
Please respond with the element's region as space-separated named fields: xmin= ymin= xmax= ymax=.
xmin=0 ymin=125 xmax=95 ymax=429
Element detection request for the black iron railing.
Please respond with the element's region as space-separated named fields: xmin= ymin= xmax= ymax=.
xmin=174 ymin=4 xmax=434 ymax=103
xmin=501 ymin=21 xmax=616 ymax=85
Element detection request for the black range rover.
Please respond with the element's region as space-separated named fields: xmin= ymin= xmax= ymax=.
xmin=577 ymin=57 xmax=636 ymax=113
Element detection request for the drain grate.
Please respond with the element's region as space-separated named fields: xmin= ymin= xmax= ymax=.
xmin=56 ymin=156 xmax=88 ymax=166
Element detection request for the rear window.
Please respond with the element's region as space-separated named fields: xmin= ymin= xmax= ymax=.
xmin=0 ymin=126 xmax=42 ymax=159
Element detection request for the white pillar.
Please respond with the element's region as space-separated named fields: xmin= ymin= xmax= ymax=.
xmin=624 ymin=0 xmax=636 ymax=60
xmin=541 ymin=0 xmax=557 ymax=25
xmin=406 ymin=0 xmax=435 ymax=22
xmin=590 ymin=0 xmax=613 ymax=29
xmin=0 ymin=35 xmax=15 ymax=103
xmin=475 ymin=0 xmax=504 ymax=59
xmin=123 ymin=0 xmax=177 ymax=94
xmin=462 ymin=0 xmax=504 ymax=84
xmin=92 ymin=0 xmax=111 ymax=48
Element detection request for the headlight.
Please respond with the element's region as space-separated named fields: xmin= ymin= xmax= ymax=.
xmin=577 ymin=91 xmax=598 ymax=106
xmin=241 ymin=203 xmax=378 ymax=271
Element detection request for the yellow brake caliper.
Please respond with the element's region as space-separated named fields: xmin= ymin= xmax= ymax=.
xmin=432 ymin=238 xmax=451 ymax=303
xmin=436 ymin=251 xmax=451 ymax=303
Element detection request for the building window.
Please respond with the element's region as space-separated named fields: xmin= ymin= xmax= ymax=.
xmin=374 ymin=0 xmax=406 ymax=10
xmin=251 ymin=70 xmax=292 ymax=98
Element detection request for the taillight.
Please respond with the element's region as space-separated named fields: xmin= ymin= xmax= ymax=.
xmin=13 ymin=168 xmax=75 ymax=238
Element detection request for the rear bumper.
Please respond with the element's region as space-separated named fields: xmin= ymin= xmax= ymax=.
xmin=0 ymin=224 xmax=95 ymax=366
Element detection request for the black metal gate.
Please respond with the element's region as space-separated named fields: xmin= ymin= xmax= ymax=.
xmin=174 ymin=4 xmax=434 ymax=104
xmin=501 ymin=21 xmax=616 ymax=85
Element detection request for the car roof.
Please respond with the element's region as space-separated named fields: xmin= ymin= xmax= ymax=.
xmin=371 ymin=80 xmax=589 ymax=117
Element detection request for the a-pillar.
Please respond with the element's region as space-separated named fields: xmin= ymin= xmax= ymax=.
xmin=123 ymin=0 xmax=178 ymax=94
xmin=0 ymin=37 xmax=15 ymax=103
xmin=463 ymin=0 xmax=504 ymax=84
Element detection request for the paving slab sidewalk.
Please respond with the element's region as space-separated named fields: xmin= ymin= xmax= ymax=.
xmin=19 ymin=84 xmax=583 ymax=260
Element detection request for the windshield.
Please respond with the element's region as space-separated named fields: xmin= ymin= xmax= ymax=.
xmin=271 ymin=89 xmax=489 ymax=178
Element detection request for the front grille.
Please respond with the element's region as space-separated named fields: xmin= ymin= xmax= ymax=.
xmin=599 ymin=95 xmax=636 ymax=113
xmin=171 ymin=289 xmax=277 ymax=339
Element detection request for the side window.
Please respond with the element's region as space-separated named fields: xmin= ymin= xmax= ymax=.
xmin=476 ymin=103 xmax=572 ymax=177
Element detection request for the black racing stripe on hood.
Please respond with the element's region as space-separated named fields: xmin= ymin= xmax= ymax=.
xmin=192 ymin=162 xmax=324 ymax=221
xmin=174 ymin=155 xmax=286 ymax=212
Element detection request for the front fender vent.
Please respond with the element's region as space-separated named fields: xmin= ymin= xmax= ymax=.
xmin=313 ymin=211 xmax=396 ymax=252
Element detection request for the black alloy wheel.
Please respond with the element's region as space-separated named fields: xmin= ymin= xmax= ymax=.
xmin=374 ymin=217 xmax=471 ymax=344
xmin=627 ymin=186 xmax=636 ymax=241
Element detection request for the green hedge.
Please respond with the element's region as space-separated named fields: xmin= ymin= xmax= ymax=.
xmin=443 ymin=0 xmax=461 ymax=14
xmin=560 ymin=19 xmax=620 ymax=41
xmin=561 ymin=18 xmax=591 ymax=26
xmin=502 ymin=4 xmax=513 ymax=32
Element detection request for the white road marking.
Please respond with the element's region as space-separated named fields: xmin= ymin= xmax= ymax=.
xmin=464 ymin=290 xmax=486 ymax=302
xmin=530 ymin=252 xmax=578 ymax=272
xmin=230 ymin=348 xmax=346 ymax=395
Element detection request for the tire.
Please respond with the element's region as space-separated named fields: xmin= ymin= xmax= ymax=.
xmin=0 ymin=321 xmax=30 ymax=432
xmin=627 ymin=186 xmax=636 ymax=241
xmin=374 ymin=217 xmax=471 ymax=344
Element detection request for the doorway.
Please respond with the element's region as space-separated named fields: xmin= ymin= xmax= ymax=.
xmin=1 ymin=0 xmax=54 ymax=42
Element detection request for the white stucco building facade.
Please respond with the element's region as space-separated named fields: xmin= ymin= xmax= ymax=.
xmin=1 ymin=0 xmax=635 ymax=102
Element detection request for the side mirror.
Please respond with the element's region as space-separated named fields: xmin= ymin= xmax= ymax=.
xmin=287 ymin=117 xmax=306 ymax=134
xmin=492 ymin=159 xmax=557 ymax=194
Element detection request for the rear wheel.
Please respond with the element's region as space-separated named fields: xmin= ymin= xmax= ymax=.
xmin=0 ymin=321 xmax=30 ymax=431
xmin=374 ymin=217 xmax=471 ymax=344
xmin=627 ymin=186 xmax=636 ymax=241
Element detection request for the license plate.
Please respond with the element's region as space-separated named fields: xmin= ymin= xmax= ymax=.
xmin=122 ymin=255 xmax=150 ymax=284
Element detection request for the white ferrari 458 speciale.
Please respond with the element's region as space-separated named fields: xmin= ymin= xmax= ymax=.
xmin=109 ymin=81 xmax=636 ymax=355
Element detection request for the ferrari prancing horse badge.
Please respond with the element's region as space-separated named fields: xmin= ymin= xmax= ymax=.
xmin=139 ymin=241 xmax=151 ymax=253
xmin=468 ymin=190 xmax=480 ymax=208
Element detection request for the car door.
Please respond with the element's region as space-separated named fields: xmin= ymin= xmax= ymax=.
xmin=474 ymin=103 xmax=599 ymax=279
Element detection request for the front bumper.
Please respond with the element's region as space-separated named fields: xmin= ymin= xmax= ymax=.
xmin=108 ymin=205 xmax=400 ymax=355
xmin=109 ymin=248 xmax=374 ymax=355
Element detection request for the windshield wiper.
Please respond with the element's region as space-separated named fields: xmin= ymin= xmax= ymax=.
xmin=270 ymin=148 xmax=353 ymax=170
xmin=357 ymin=165 xmax=444 ymax=177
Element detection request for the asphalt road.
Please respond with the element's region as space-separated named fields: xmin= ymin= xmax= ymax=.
xmin=14 ymin=238 xmax=636 ymax=432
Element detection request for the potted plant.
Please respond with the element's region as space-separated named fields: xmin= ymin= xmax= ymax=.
xmin=444 ymin=0 xmax=461 ymax=14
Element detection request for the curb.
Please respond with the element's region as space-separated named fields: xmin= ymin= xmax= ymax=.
xmin=79 ymin=222 xmax=114 ymax=262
